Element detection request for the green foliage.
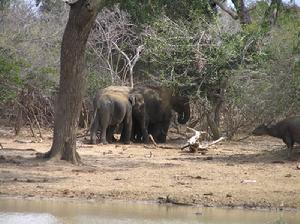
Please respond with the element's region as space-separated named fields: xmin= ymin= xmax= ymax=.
xmin=117 ymin=0 xmax=215 ymax=24
xmin=225 ymin=5 xmax=300 ymax=125
xmin=144 ymin=17 xmax=194 ymax=79
xmin=0 ymin=53 xmax=23 ymax=104
xmin=141 ymin=2 xmax=300 ymax=137
xmin=0 ymin=1 xmax=63 ymax=106
xmin=0 ymin=0 xmax=10 ymax=10
xmin=86 ymin=72 xmax=112 ymax=98
xmin=0 ymin=50 xmax=58 ymax=106
xmin=143 ymin=12 xmax=264 ymax=97
xmin=26 ymin=68 xmax=57 ymax=94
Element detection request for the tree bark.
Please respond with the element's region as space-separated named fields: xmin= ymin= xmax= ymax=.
xmin=231 ymin=0 xmax=252 ymax=25
xmin=206 ymin=113 xmax=220 ymax=140
xmin=212 ymin=0 xmax=238 ymax=20
xmin=262 ymin=0 xmax=281 ymax=29
xmin=43 ymin=0 xmax=101 ymax=164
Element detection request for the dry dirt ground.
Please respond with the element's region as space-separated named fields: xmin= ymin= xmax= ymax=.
xmin=0 ymin=126 xmax=300 ymax=210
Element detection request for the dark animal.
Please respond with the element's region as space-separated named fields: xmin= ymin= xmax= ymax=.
xmin=130 ymin=88 xmax=149 ymax=143
xmin=132 ymin=86 xmax=190 ymax=143
xmin=90 ymin=86 xmax=145 ymax=145
xmin=252 ymin=116 xmax=300 ymax=159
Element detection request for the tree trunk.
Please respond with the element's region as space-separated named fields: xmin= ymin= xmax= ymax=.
xmin=262 ymin=0 xmax=281 ymax=29
xmin=43 ymin=0 xmax=99 ymax=164
xmin=232 ymin=0 xmax=252 ymax=25
xmin=206 ymin=113 xmax=220 ymax=140
xmin=14 ymin=106 xmax=23 ymax=135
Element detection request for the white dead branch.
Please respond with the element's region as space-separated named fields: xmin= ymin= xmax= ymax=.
xmin=181 ymin=127 xmax=225 ymax=152
xmin=149 ymin=134 xmax=158 ymax=147
xmin=112 ymin=42 xmax=144 ymax=88
xmin=197 ymin=136 xmax=226 ymax=150
xmin=144 ymin=134 xmax=178 ymax=150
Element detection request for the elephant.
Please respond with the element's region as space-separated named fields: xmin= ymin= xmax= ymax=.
xmin=130 ymin=88 xmax=149 ymax=143
xmin=90 ymin=86 xmax=145 ymax=145
xmin=131 ymin=86 xmax=190 ymax=143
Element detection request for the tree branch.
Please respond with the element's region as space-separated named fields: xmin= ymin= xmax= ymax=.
xmin=63 ymin=0 xmax=80 ymax=6
xmin=112 ymin=42 xmax=144 ymax=88
xmin=212 ymin=0 xmax=238 ymax=20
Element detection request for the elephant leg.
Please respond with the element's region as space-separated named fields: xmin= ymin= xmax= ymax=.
xmin=148 ymin=123 xmax=161 ymax=142
xmin=99 ymin=124 xmax=108 ymax=144
xmin=90 ymin=111 xmax=99 ymax=144
xmin=107 ymin=125 xmax=117 ymax=143
xmin=132 ymin=117 xmax=147 ymax=143
xmin=150 ymin=120 xmax=170 ymax=143
xmin=99 ymin=110 xmax=110 ymax=145
xmin=283 ymin=135 xmax=294 ymax=160
xmin=131 ymin=118 xmax=139 ymax=142
xmin=156 ymin=131 xmax=167 ymax=143
xmin=120 ymin=112 xmax=132 ymax=144
xmin=139 ymin=116 xmax=149 ymax=143
xmin=158 ymin=119 xmax=171 ymax=143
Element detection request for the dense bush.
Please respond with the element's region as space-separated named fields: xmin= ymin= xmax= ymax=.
xmin=223 ymin=6 xmax=300 ymax=137
xmin=0 ymin=53 xmax=23 ymax=105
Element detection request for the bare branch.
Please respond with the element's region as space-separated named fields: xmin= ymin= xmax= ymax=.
xmin=212 ymin=0 xmax=238 ymax=20
xmin=149 ymin=134 xmax=158 ymax=147
xmin=198 ymin=137 xmax=226 ymax=150
xmin=63 ymin=0 xmax=80 ymax=6
xmin=87 ymin=6 xmax=141 ymax=86
xmin=112 ymin=42 xmax=144 ymax=88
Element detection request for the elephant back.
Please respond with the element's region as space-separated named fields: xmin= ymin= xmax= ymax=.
xmin=93 ymin=86 xmax=131 ymax=108
xmin=101 ymin=86 xmax=131 ymax=97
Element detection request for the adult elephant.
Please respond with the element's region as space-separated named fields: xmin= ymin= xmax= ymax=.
xmin=132 ymin=86 xmax=190 ymax=143
xmin=90 ymin=86 xmax=145 ymax=145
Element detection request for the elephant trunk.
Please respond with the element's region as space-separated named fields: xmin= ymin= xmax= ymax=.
xmin=177 ymin=105 xmax=190 ymax=124
xmin=171 ymin=96 xmax=190 ymax=124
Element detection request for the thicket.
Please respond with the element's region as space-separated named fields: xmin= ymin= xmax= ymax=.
xmin=0 ymin=0 xmax=299 ymax=139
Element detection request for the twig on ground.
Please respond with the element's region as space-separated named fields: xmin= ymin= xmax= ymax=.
xmin=147 ymin=134 xmax=178 ymax=149
xmin=236 ymin=134 xmax=251 ymax=141
xmin=149 ymin=134 xmax=158 ymax=147
xmin=158 ymin=195 xmax=193 ymax=206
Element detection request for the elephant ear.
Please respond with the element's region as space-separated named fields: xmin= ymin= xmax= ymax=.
xmin=128 ymin=94 xmax=136 ymax=106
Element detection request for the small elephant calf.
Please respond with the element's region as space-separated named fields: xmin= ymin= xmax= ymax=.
xmin=90 ymin=86 xmax=146 ymax=145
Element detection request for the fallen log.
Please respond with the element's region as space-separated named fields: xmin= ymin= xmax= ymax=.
xmin=181 ymin=127 xmax=225 ymax=152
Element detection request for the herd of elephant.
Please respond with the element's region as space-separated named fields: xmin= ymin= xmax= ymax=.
xmin=90 ymin=86 xmax=190 ymax=145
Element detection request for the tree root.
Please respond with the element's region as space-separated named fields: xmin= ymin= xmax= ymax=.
xmin=36 ymin=149 xmax=82 ymax=165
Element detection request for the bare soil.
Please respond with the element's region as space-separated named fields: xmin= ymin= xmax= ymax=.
xmin=0 ymin=126 xmax=300 ymax=210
